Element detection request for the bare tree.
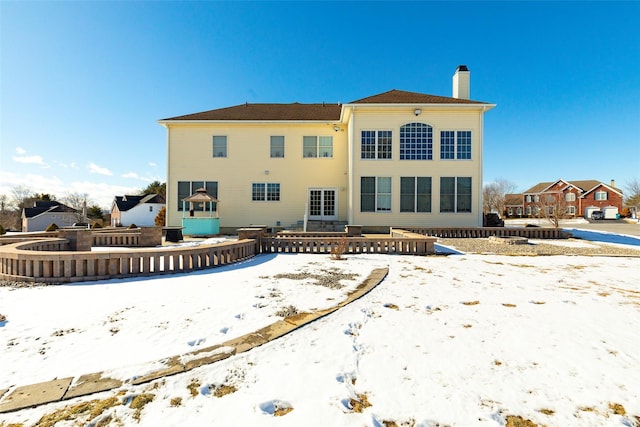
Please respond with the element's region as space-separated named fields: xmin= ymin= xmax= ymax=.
xmin=483 ymin=178 xmax=518 ymax=215
xmin=63 ymin=192 xmax=90 ymax=223
xmin=534 ymin=192 xmax=570 ymax=228
xmin=11 ymin=185 xmax=34 ymax=211
xmin=624 ymin=178 xmax=640 ymax=208
xmin=0 ymin=194 xmax=14 ymax=230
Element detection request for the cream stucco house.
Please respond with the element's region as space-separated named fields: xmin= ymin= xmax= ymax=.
xmin=159 ymin=66 xmax=495 ymax=233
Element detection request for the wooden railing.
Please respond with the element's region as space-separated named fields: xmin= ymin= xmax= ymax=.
xmin=403 ymin=227 xmax=570 ymax=239
xmin=92 ymin=232 xmax=140 ymax=247
xmin=0 ymin=239 xmax=256 ymax=284
xmin=260 ymin=233 xmax=436 ymax=255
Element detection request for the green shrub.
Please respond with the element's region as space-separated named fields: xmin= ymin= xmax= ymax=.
xmin=128 ymin=223 xmax=137 ymax=229
xmin=45 ymin=223 xmax=59 ymax=232
xmin=0 ymin=224 xmax=5 ymax=235
xmin=91 ymin=222 xmax=103 ymax=229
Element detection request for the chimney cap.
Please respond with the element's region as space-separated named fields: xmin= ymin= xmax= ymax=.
xmin=456 ymin=65 xmax=469 ymax=72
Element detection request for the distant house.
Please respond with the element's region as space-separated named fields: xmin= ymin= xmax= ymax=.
xmin=22 ymin=201 xmax=79 ymax=232
xmin=504 ymin=193 xmax=524 ymax=217
xmin=111 ymin=194 xmax=166 ymax=227
xmin=519 ymin=179 xmax=623 ymax=218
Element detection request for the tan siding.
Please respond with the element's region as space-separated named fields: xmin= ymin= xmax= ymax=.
xmin=167 ymin=123 xmax=348 ymax=229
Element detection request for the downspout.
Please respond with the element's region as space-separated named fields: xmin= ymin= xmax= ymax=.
xmin=478 ymin=107 xmax=486 ymax=226
xmin=347 ymin=106 xmax=355 ymax=225
xmin=165 ymin=124 xmax=172 ymax=227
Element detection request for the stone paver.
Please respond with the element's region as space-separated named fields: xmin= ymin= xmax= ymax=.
xmin=0 ymin=267 xmax=389 ymax=414
xmin=0 ymin=377 xmax=73 ymax=413
xmin=65 ymin=373 xmax=123 ymax=399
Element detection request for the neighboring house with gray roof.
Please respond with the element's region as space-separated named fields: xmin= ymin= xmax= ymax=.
xmin=22 ymin=201 xmax=79 ymax=232
xmin=111 ymin=194 xmax=166 ymax=227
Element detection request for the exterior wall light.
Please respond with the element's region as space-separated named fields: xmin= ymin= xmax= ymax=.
xmin=414 ymin=108 xmax=422 ymax=116
xmin=333 ymin=125 xmax=340 ymax=132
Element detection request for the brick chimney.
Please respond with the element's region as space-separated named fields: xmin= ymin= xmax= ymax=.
xmin=453 ymin=65 xmax=470 ymax=99
xmin=610 ymin=179 xmax=616 ymax=188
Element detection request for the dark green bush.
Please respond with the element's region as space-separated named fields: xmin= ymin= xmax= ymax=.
xmin=45 ymin=223 xmax=59 ymax=232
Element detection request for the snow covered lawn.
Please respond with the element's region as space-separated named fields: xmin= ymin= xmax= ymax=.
xmin=1 ymin=251 xmax=639 ymax=426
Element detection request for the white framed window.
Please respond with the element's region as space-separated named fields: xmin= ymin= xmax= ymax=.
xmin=303 ymin=136 xmax=333 ymax=158
xmin=400 ymin=123 xmax=432 ymax=160
xmin=440 ymin=130 xmax=472 ymax=160
xmin=565 ymin=193 xmax=576 ymax=201
xmin=252 ymin=183 xmax=280 ymax=201
xmin=270 ymin=136 xmax=284 ymax=158
xmin=440 ymin=177 xmax=472 ymax=213
xmin=361 ymin=130 xmax=392 ymax=159
xmin=400 ymin=176 xmax=432 ymax=212
xmin=595 ymin=191 xmax=607 ymax=201
xmin=213 ymin=136 xmax=227 ymax=158
xmin=525 ymin=195 xmax=532 ymax=202
xmin=565 ymin=206 xmax=576 ymax=215
xmin=361 ymin=177 xmax=391 ymax=212
xmin=526 ymin=206 xmax=532 ymax=216
xmin=534 ymin=195 xmax=540 ymax=202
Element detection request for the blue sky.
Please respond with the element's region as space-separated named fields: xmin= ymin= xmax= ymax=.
xmin=1 ymin=1 xmax=638 ymax=209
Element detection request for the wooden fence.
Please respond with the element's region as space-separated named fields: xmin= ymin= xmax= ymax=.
xmin=403 ymin=226 xmax=570 ymax=239
xmin=260 ymin=230 xmax=436 ymax=255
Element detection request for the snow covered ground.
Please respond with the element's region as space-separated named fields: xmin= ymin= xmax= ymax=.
xmin=1 ymin=235 xmax=639 ymax=426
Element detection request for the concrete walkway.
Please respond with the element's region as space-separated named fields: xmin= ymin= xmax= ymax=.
xmin=0 ymin=268 xmax=389 ymax=414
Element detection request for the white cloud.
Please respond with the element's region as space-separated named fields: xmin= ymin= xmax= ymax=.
xmin=148 ymin=162 xmax=157 ymax=167
xmin=54 ymin=160 xmax=79 ymax=169
xmin=15 ymin=147 xmax=26 ymax=155
xmin=122 ymin=172 xmax=160 ymax=183
xmin=13 ymin=155 xmax=46 ymax=166
xmin=88 ymin=163 xmax=113 ymax=176
xmin=121 ymin=172 xmax=142 ymax=179
xmin=0 ymin=170 xmax=139 ymax=210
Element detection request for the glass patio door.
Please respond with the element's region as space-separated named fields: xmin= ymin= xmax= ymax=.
xmin=308 ymin=188 xmax=337 ymax=220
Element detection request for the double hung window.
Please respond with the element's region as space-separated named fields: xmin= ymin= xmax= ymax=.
xmin=177 ymin=181 xmax=218 ymax=211
xmin=361 ymin=177 xmax=392 ymax=212
xmin=270 ymin=136 xmax=285 ymax=158
xmin=400 ymin=177 xmax=432 ymax=212
xmin=440 ymin=131 xmax=472 ymax=159
xmin=252 ymin=183 xmax=280 ymax=201
xmin=361 ymin=130 xmax=392 ymax=159
xmin=440 ymin=177 xmax=472 ymax=213
xmin=303 ymin=136 xmax=333 ymax=158
xmin=213 ymin=136 xmax=227 ymax=158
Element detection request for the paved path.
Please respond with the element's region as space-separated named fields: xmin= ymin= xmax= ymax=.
xmin=0 ymin=268 xmax=389 ymax=414
xmin=563 ymin=219 xmax=640 ymax=237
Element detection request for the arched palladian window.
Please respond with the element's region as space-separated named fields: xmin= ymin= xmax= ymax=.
xmin=400 ymin=122 xmax=432 ymax=160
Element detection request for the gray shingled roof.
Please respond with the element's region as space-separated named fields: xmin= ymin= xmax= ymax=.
xmin=114 ymin=194 xmax=165 ymax=212
xmin=23 ymin=201 xmax=77 ymax=219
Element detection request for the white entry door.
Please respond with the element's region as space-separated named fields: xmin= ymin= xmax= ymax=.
xmin=308 ymin=188 xmax=337 ymax=220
